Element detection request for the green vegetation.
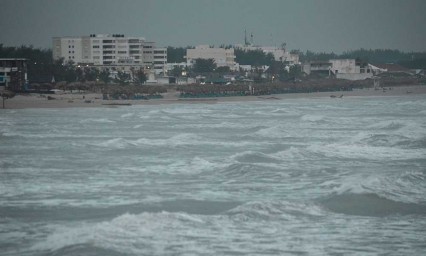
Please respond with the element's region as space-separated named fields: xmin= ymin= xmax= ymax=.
xmin=114 ymin=71 xmax=131 ymax=85
xmin=131 ymin=68 xmax=147 ymax=85
xmin=235 ymin=49 xmax=274 ymax=66
xmin=398 ymin=58 xmax=426 ymax=69
xmin=177 ymin=79 xmax=369 ymax=98
xmin=215 ymin=66 xmax=231 ymax=73
xmin=0 ymin=45 xmax=152 ymax=87
xmin=1 ymin=44 xmax=425 ymax=92
xmin=294 ymin=48 xmax=426 ymax=65
xmin=193 ymin=58 xmax=216 ymax=73
xmin=99 ymin=69 xmax=111 ymax=84
xmin=167 ymin=46 xmax=188 ymax=63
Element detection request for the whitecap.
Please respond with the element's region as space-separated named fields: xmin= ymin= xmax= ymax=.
xmin=321 ymin=192 xmax=426 ymax=217
xmin=301 ymin=114 xmax=324 ymax=122
xmin=80 ymin=118 xmax=116 ymax=124
xmin=226 ymin=200 xmax=326 ymax=220
xmin=253 ymin=126 xmax=286 ymax=138
xmin=120 ymin=113 xmax=134 ymax=118
xmin=231 ymin=151 xmax=281 ymax=164
xmin=31 ymin=211 xmax=207 ymax=253
xmin=367 ymin=120 xmax=406 ymax=130
xmin=308 ymin=143 xmax=425 ymax=161
xmin=92 ymin=138 xmax=135 ymax=149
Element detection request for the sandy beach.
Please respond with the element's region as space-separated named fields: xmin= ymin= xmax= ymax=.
xmin=3 ymin=85 xmax=426 ymax=109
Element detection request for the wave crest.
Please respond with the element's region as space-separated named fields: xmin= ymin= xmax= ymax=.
xmin=321 ymin=193 xmax=426 ymax=217
xmin=226 ymin=200 xmax=325 ymax=220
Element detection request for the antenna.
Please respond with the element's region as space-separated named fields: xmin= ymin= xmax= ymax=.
xmin=244 ymin=29 xmax=248 ymax=46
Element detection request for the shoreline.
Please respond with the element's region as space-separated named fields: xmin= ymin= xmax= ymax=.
xmin=3 ymin=85 xmax=426 ymax=109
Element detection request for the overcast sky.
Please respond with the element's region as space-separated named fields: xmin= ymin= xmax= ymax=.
xmin=1 ymin=0 xmax=425 ymax=53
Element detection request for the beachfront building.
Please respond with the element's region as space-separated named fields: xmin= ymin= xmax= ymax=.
xmin=302 ymin=61 xmax=332 ymax=75
xmin=329 ymin=59 xmax=373 ymax=80
xmin=0 ymin=58 xmax=28 ymax=91
xmin=153 ymin=48 xmax=168 ymax=74
xmin=52 ymin=34 xmax=167 ymax=74
xmin=186 ymin=45 xmax=237 ymax=71
xmin=303 ymin=59 xmax=373 ymax=80
xmin=235 ymin=44 xmax=300 ymax=65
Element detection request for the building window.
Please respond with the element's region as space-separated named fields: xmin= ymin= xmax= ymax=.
xmin=93 ymin=45 xmax=100 ymax=48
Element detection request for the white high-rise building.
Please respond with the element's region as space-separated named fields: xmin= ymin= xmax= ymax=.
xmin=52 ymin=34 xmax=167 ymax=73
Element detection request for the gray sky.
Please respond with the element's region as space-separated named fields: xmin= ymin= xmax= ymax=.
xmin=1 ymin=0 xmax=425 ymax=53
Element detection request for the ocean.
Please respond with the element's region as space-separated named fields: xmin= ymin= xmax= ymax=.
xmin=1 ymin=95 xmax=426 ymax=255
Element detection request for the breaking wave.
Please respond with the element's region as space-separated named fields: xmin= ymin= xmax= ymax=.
xmin=80 ymin=118 xmax=116 ymax=124
xmin=226 ymin=200 xmax=326 ymax=220
xmin=321 ymin=193 xmax=426 ymax=217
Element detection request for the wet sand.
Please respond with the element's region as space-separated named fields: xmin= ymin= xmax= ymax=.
xmin=3 ymin=85 xmax=426 ymax=109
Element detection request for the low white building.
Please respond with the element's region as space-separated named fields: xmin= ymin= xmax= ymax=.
xmin=303 ymin=59 xmax=373 ymax=80
xmin=186 ymin=45 xmax=237 ymax=71
xmin=235 ymin=44 xmax=299 ymax=65
xmin=302 ymin=61 xmax=332 ymax=75
xmin=329 ymin=59 xmax=373 ymax=80
xmin=0 ymin=58 xmax=28 ymax=91
xmin=166 ymin=62 xmax=189 ymax=74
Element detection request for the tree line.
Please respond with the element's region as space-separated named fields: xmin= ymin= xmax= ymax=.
xmin=292 ymin=48 xmax=426 ymax=66
xmin=2 ymin=44 xmax=425 ymax=84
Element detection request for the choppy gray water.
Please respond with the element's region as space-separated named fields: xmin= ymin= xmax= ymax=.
xmin=1 ymin=95 xmax=426 ymax=255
